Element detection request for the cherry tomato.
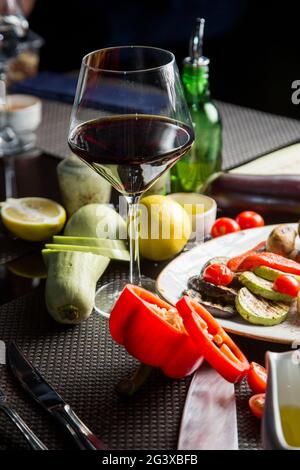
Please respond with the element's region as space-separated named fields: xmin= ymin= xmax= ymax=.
xmin=236 ymin=211 xmax=265 ymax=230
xmin=249 ymin=393 xmax=265 ymax=419
xmin=203 ymin=263 xmax=234 ymax=286
xmin=247 ymin=362 xmax=267 ymax=394
xmin=211 ymin=218 xmax=240 ymax=238
xmin=273 ymin=275 xmax=300 ymax=297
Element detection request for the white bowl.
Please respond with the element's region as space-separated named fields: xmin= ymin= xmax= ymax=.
xmin=167 ymin=193 xmax=217 ymax=241
xmin=6 ymin=94 xmax=42 ymax=134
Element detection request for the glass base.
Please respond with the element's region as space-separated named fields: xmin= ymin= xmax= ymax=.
xmin=94 ymin=276 xmax=156 ymax=318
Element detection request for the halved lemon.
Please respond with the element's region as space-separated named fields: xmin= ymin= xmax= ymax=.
xmin=1 ymin=197 xmax=66 ymax=242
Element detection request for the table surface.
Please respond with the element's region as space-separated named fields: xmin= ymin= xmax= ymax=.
xmin=0 ymin=99 xmax=299 ymax=451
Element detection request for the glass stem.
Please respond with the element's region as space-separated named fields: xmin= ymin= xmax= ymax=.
xmin=126 ymin=194 xmax=141 ymax=285
xmin=4 ymin=155 xmax=16 ymax=198
xmin=0 ymin=70 xmax=7 ymax=131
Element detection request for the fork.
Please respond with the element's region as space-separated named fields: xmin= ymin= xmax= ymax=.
xmin=0 ymin=388 xmax=47 ymax=450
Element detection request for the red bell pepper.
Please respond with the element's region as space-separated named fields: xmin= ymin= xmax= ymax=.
xmin=176 ymin=296 xmax=249 ymax=383
xmin=109 ymin=285 xmax=204 ymax=378
xmin=227 ymin=241 xmax=266 ymax=271
xmin=235 ymin=252 xmax=300 ymax=275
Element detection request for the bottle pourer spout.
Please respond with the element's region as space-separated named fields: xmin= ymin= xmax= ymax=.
xmin=189 ymin=18 xmax=206 ymax=64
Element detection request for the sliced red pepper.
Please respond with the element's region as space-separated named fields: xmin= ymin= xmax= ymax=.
xmin=235 ymin=252 xmax=300 ymax=275
xmin=109 ymin=285 xmax=204 ymax=378
xmin=247 ymin=362 xmax=267 ymax=394
xmin=227 ymin=241 xmax=266 ymax=271
xmin=176 ymin=296 xmax=249 ymax=383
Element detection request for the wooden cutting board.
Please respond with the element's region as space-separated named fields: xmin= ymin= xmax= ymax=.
xmin=230 ymin=143 xmax=300 ymax=175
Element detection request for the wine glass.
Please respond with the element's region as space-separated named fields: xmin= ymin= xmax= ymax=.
xmin=68 ymin=46 xmax=194 ymax=317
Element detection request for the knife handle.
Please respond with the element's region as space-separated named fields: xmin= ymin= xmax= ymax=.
xmin=51 ymin=404 xmax=106 ymax=450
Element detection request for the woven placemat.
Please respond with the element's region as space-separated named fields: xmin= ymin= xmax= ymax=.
xmin=235 ymin=379 xmax=262 ymax=450
xmin=0 ymin=261 xmax=290 ymax=450
xmin=36 ymin=99 xmax=300 ymax=170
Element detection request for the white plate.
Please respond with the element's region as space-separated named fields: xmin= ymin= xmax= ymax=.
xmin=156 ymin=224 xmax=300 ymax=344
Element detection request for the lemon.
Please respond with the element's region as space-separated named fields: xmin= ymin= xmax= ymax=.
xmin=1 ymin=197 xmax=66 ymax=242
xmin=139 ymin=195 xmax=191 ymax=261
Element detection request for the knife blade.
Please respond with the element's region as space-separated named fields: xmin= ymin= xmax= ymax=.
xmin=7 ymin=342 xmax=106 ymax=450
xmin=178 ymin=364 xmax=238 ymax=450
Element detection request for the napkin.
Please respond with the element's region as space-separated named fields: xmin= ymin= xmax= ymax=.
xmin=11 ymin=72 xmax=77 ymax=104
xmin=11 ymin=71 xmax=168 ymax=113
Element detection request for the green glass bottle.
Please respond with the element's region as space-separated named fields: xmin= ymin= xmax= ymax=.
xmin=171 ymin=18 xmax=222 ymax=193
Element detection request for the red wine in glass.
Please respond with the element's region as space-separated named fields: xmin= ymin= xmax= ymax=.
xmin=68 ymin=114 xmax=194 ymax=195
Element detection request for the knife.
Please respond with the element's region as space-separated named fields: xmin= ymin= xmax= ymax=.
xmin=178 ymin=364 xmax=238 ymax=450
xmin=7 ymin=342 xmax=106 ymax=450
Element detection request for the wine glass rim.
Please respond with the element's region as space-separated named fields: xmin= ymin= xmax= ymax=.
xmin=82 ymin=45 xmax=175 ymax=73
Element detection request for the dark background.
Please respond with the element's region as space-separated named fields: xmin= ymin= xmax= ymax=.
xmin=28 ymin=0 xmax=299 ymax=119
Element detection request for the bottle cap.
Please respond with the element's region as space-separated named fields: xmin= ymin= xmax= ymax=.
xmin=184 ymin=18 xmax=209 ymax=66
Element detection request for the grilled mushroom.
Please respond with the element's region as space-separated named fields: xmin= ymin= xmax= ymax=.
xmin=266 ymin=224 xmax=297 ymax=257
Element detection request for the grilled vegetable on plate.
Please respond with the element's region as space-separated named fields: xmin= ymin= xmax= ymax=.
xmin=156 ymin=223 xmax=300 ymax=343
xmin=187 ymin=276 xmax=237 ymax=304
xmin=235 ymin=288 xmax=289 ymax=326
xmin=239 ymin=271 xmax=294 ymax=303
xmin=184 ymin=288 xmax=237 ymax=319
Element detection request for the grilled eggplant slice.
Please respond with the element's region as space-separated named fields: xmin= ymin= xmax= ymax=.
xmin=184 ymin=288 xmax=237 ymax=319
xmin=236 ymin=287 xmax=289 ymax=326
xmin=187 ymin=275 xmax=237 ymax=304
xmin=239 ymin=271 xmax=294 ymax=303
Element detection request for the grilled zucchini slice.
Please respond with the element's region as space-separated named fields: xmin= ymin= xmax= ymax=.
xmin=236 ymin=287 xmax=289 ymax=326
